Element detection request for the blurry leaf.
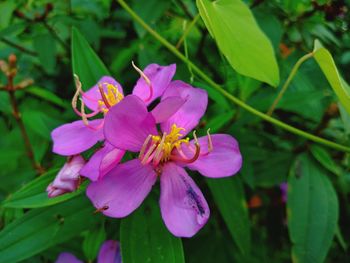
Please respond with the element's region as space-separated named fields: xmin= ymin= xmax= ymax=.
xmin=0 ymin=22 xmax=27 ymax=38
xmin=71 ymin=27 xmax=109 ymax=89
xmin=22 ymin=111 xmax=60 ymax=139
xmin=3 ymin=169 xmax=87 ymax=208
xmin=313 ymin=40 xmax=350 ymax=115
xmin=335 ymin=225 xmax=348 ymax=252
xmin=0 ymin=1 xmax=16 ymax=29
xmin=110 ymin=41 xmax=140 ymax=76
xmin=120 ymin=195 xmax=185 ymax=263
xmin=25 ymin=86 xmax=69 ymax=108
xmin=132 ymin=0 xmax=171 ymax=37
xmin=310 ymin=145 xmax=341 ymax=176
xmin=206 ymin=110 xmax=234 ymax=133
xmin=193 ymin=81 xmax=230 ymax=110
xmin=339 ymin=103 xmax=350 ymax=135
xmin=83 ymin=223 xmax=106 ymax=261
xmin=197 ymin=0 xmax=279 ymax=86
xmin=237 ymin=75 xmax=261 ymax=101
xmin=206 ymin=177 xmax=250 ymax=255
xmin=287 ymin=154 xmax=339 ymax=263
xmin=0 ymin=195 xmax=99 ymax=263
xmin=33 ymin=33 xmax=57 ymax=74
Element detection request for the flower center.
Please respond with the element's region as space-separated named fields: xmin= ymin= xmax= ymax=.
xmin=139 ymin=124 xmax=203 ymax=168
xmin=98 ymin=83 xmax=124 ymax=113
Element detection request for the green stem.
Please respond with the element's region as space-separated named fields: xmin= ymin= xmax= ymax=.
xmin=267 ymin=53 xmax=313 ymax=116
xmin=175 ymin=14 xmax=200 ymax=49
xmin=117 ymin=0 xmax=350 ymax=153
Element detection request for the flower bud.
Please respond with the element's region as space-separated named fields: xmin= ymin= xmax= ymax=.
xmin=47 ymin=155 xmax=85 ymax=198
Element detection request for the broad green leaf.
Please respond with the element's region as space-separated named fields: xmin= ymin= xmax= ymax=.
xmin=22 ymin=111 xmax=60 ymax=140
xmin=310 ymin=145 xmax=341 ymax=176
xmin=83 ymin=223 xmax=106 ymax=261
xmin=71 ymin=27 xmax=109 ymax=89
xmin=0 ymin=1 xmax=16 ymax=29
xmin=120 ymin=195 xmax=185 ymax=263
xmin=206 ymin=177 xmax=250 ymax=255
xmin=25 ymin=86 xmax=69 ymax=108
xmin=3 ymin=169 xmax=86 ymax=208
xmin=287 ymin=154 xmax=339 ymax=263
xmin=33 ymin=33 xmax=57 ymax=74
xmin=206 ymin=110 xmax=235 ymax=132
xmin=197 ymin=0 xmax=279 ymax=86
xmin=132 ymin=0 xmax=171 ymax=37
xmin=313 ymin=40 xmax=350 ymax=115
xmin=0 ymin=195 xmax=99 ymax=263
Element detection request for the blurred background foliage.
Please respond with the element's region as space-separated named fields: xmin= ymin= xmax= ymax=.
xmin=0 ymin=0 xmax=350 ymax=262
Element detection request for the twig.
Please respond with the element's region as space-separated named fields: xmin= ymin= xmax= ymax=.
xmin=0 ymin=37 xmax=37 ymax=56
xmin=176 ymin=14 xmax=200 ymax=49
xmin=267 ymin=53 xmax=313 ymax=116
xmin=1 ymin=54 xmax=45 ymax=174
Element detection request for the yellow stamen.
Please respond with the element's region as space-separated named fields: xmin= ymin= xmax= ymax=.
xmin=98 ymin=82 xmax=124 ymax=113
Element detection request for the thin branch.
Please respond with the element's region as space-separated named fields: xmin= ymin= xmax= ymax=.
xmin=176 ymin=14 xmax=200 ymax=49
xmin=117 ymin=0 xmax=350 ymax=153
xmin=267 ymin=53 xmax=314 ymax=116
xmin=0 ymin=37 xmax=37 ymax=56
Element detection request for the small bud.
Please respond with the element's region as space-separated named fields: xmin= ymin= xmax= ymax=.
xmin=8 ymin=54 xmax=17 ymax=67
xmin=47 ymin=155 xmax=86 ymax=198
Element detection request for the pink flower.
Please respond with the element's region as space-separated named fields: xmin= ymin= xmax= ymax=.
xmin=55 ymin=240 xmax=121 ymax=263
xmin=51 ymin=64 xmax=177 ymax=181
xmin=47 ymin=155 xmax=85 ymax=198
xmin=87 ymin=81 xmax=243 ymax=237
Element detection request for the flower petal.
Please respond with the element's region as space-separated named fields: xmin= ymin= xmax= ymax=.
xmin=82 ymin=76 xmax=123 ymax=111
xmin=51 ymin=119 xmax=104 ymax=156
xmin=80 ymin=143 xmax=125 ymax=181
xmin=185 ymin=134 xmax=242 ymax=178
xmin=55 ymin=252 xmax=83 ymax=263
xmin=132 ymin=63 xmax=176 ymax=105
xmin=104 ymin=95 xmax=157 ymax=152
xmin=87 ymin=159 xmax=157 ymax=217
xmin=151 ymin=96 xmax=186 ymax=123
xmin=161 ymin=81 xmax=208 ymax=136
xmin=160 ymin=163 xmax=209 ymax=237
xmin=97 ymin=240 xmax=121 ymax=263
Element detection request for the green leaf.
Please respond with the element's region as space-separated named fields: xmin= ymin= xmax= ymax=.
xmin=197 ymin=0 xmax=279 ymax=86
xmin=33 ymin=33 xmax=57 ymax=74
xmin=310 ymin=145 xmax=341 ymax=176
xmin=3 ymin=169 xmax=87 ymax=208
xmin=0 ymin=1 xmax=16 ymax=30
xmin=71 ymin=27 xmax=110 ymax=89
xmin=313 ymin=40 xmax=350 ymax=116
xmin=25 ymin=86 xmax=69 ymax=108
xmin=0 ymin=195 xmax=99 ymax=263
xmin=287 ymin=154 xmax=339 ymax=263
xmin=206 ymin=177 xmax=250 ymax=255
xmin=83 ymin=223 xmax=106 ymax=261
xmin=120 ymin=195 xmax=185 ymax=263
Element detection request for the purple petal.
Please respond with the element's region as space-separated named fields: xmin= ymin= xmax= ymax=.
xmin=97 ymin=240 xmax=121 ymax=263
xmin=132 ymin=63 xmax=176 ymax=105
xmin=82 ymin=76 xmax=123 ymax=111
xmin=51 ymin=119 xmax=104 ymax=156
xmin=87 ymin=159 xmax=157 ymax=217
xmin=80 ymin=143 xmax=125 ymax=181
xmin=55 ymin=252 xmax=83 ymax=263
xmin=161 ymin=81 xmax=208 ymax=136
xmin=160 ymin=163 xmax=210 ymax=237
xmin=47 ymin=155 xmax=85 ymax=198
xmin=104 ymin=95 xmax=157 ymax=152
xmin=184 ymin=134 xmax=242 ymax=178
xmin=151 ymin=96 xmax=186 ymax=123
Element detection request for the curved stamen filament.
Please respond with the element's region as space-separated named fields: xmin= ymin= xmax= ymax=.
xmin=139 ymin=134 xmax=152 ymax=160
xmin=170 ymin=131 xmax=200 ymax=164
xmin=98 ymin=83 xmax=111 ymax=108
xmin=207 ymin=128 xmax=213 ymax=152
xmin=132 ymin=61 xmax=153 ymax=102
xmin=141 ymin=143 xmax=157 ymax=165
xmin=153 ymin=132 xmax=167 ymax=166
